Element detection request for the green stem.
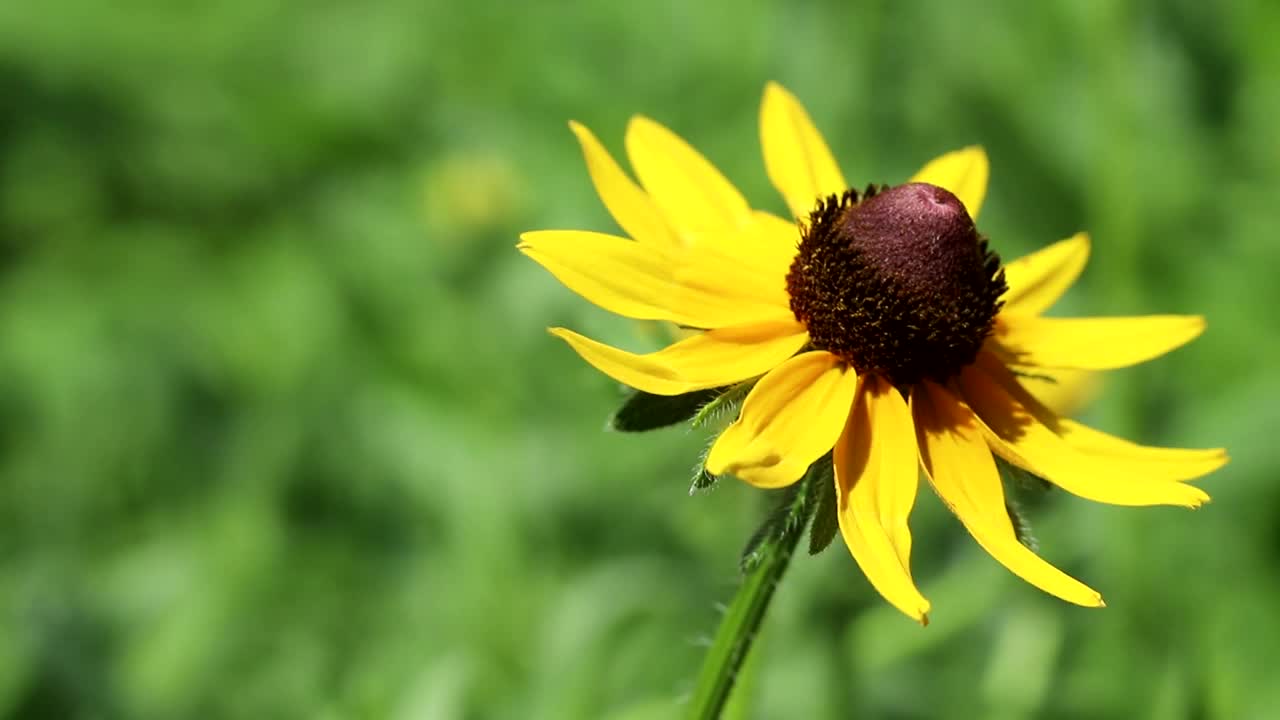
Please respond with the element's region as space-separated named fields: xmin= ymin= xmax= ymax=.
xmin=686 ymin=468 xmax=818 ymax=719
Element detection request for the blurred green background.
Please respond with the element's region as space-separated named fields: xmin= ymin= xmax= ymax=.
xmin=1 ymin=1 xmax=1277 ymax=718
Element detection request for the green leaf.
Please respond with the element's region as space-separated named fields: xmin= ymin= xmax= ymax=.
xmin=807 ymin=465 xmax=838 ymax=556
xmin=610 ymin=388 xmax=723 ymax=432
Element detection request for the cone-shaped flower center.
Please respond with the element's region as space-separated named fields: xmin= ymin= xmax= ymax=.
xmin=786 ymin=182 xmax=1007 ymax=387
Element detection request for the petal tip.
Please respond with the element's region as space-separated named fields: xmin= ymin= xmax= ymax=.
xmin=567 ymin=119 xmax=601 ymax=147
xmin=762 ymin=80 xmax=791 ymax=101
xmin=517 ymin=229 xmax=550 ymax=245
xmin=626 ymin=114 xmax=655 ymax=134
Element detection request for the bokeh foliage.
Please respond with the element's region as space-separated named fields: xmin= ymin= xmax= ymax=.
xmin=2 ymin=1 xmax=1278 ymax=718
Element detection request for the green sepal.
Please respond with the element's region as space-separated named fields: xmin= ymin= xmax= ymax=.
xmin=807 ymin=462 xmax=839 ymax=556
xmin=994 ymin=456 xmax=1042 ymax=550
xmin=994 ymin=454 xmax=1053 ymax=493
xmin=690 ymin=381 xmax=753 ymax=430
xmin=1005 ymin=500 xmax=1038 ymax=550
xmin=610 ymin=388 xmax=723 ymax=432
xmin=690 ymin=466 xmax=718 ymax=494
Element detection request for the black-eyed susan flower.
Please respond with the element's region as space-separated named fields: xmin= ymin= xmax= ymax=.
xmin=520 ymin=82 xmax=1226 ymax=624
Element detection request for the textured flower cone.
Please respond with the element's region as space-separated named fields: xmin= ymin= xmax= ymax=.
xmin=520 ymin=82 xmax=1227 ymax=624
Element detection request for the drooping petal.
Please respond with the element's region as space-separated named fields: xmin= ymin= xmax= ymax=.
xmin=568 ymin=121 xmax=677 ymax=249
xmin=706 ymin=351 xmax=858 ymax=488
xmin=909 ymin=147 xmax=990 ymax=221
xmin=993 ymin=314 xmax=1206 ymax=370
xmin=958 ymin=361 xmax=1211 ymax=506
xmin=912 ymin=381 xmax=1104 ymax=608
xmin=1001 ymin=233 xmax=1091 ymax=316
xmin=759 ymin=82 xmax=848 ymax=221
xmin=519 ymin=230 xmax=792 ymax=328
xmin=550 ymin=321 xmax=808 ymax=396
xmin=1056 ymin=419 xmax=1228 ymax=478
xmin=969 ymin=354 xmax=1226 ymax=483
xmin=834 ymin=375 xmax=930 ymax=624
xmin=625 ymin=115 xmax=752 ymax=240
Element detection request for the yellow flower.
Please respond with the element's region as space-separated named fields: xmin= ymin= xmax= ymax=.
xmin=519 ymin=82 xmax=1227 ymax=624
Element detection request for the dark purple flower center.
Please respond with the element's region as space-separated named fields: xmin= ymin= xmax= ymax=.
xmin=785 ymin=182 xmax=1006 ymax=387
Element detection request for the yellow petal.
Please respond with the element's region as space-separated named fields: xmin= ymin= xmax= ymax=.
xmin=519 ymin=230 xmax=791 ymax=328
xmin=1001 ymin=233 xmax=1091 ymax=316
xmin=994 ymin=314 xmax=1206 ymax=370
xmin=676 ymin=212 xmax=799 ymax=304
xmin=1017 ymin=367 xmax=1099 ymax=417
xmin=568 ymin=121 xmax=677 ymax=249
xmin=749 ymin=210 xmax=804 ymax=248
xmin=625 ymin=115 xmax=752 ymax=241
xmin=912 ymin=382 xmax=1104 ymax=607
xmin=977 ymin=359 xmax=1226 ymax=481
xmin=909 ymin=147 xmax=990 ymax=221
xmin=959 ymin=362 xmax=1211 ymax=506
xmin=1056 ymin=419 xmax=1228 ymax=479
xmin=706 ymin=351 xmax=858 ymax=488
xmin=550 ymin=321 xmax=808 ymax=396
xmin=834 ymin=375 xmax=930 ymax=624
xmin=759 ymin=82 xmax=848 ymax=221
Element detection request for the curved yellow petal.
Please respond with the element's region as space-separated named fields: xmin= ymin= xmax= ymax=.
xmin=519 ymin=230 xmax=791 ymax=328
xmin=912 ymin=382 xmax=1104 ymax=608
xmin=1017 ymin=367 xmax=1100 ymax=418
xmin=760 ymin=82 xmax=847 ymax=221
xmin=958 ymin=363 xmax=1210 ymax=507
xmin=1056 ymin=419 xmax=1228 ymax=479
xmin=834 ymin=375 xmax=930 ymax=624
xmin=1001 ymin=233 xmax=1091 ymax=316
xmin=625 ymin=115 xmax=752 ymax=240
xmin=994 ymin=314 xmax=1206 ymax=370
xmin=550 ymin=321 xmax=808 ymax=396
xmin=909 ymin=147 xmax=990 ymax=221
xmin=706 ymin=351 xmax=858 ymax=488
xmin=972 ymin=355 xmax=1225 ymax=480
xmin=568 ymin=121 xmax=677 ymax=249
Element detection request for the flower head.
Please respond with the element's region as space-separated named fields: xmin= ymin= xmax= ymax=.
xmin=520 ymin=83 xmax=1227 ymax=623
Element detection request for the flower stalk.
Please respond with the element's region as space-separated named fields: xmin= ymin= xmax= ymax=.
xmin=686 ymin=465 xmax=820 ymax=719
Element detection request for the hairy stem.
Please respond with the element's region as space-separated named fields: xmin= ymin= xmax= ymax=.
xmin=686 ymin=466 xmax=819 ymax=719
